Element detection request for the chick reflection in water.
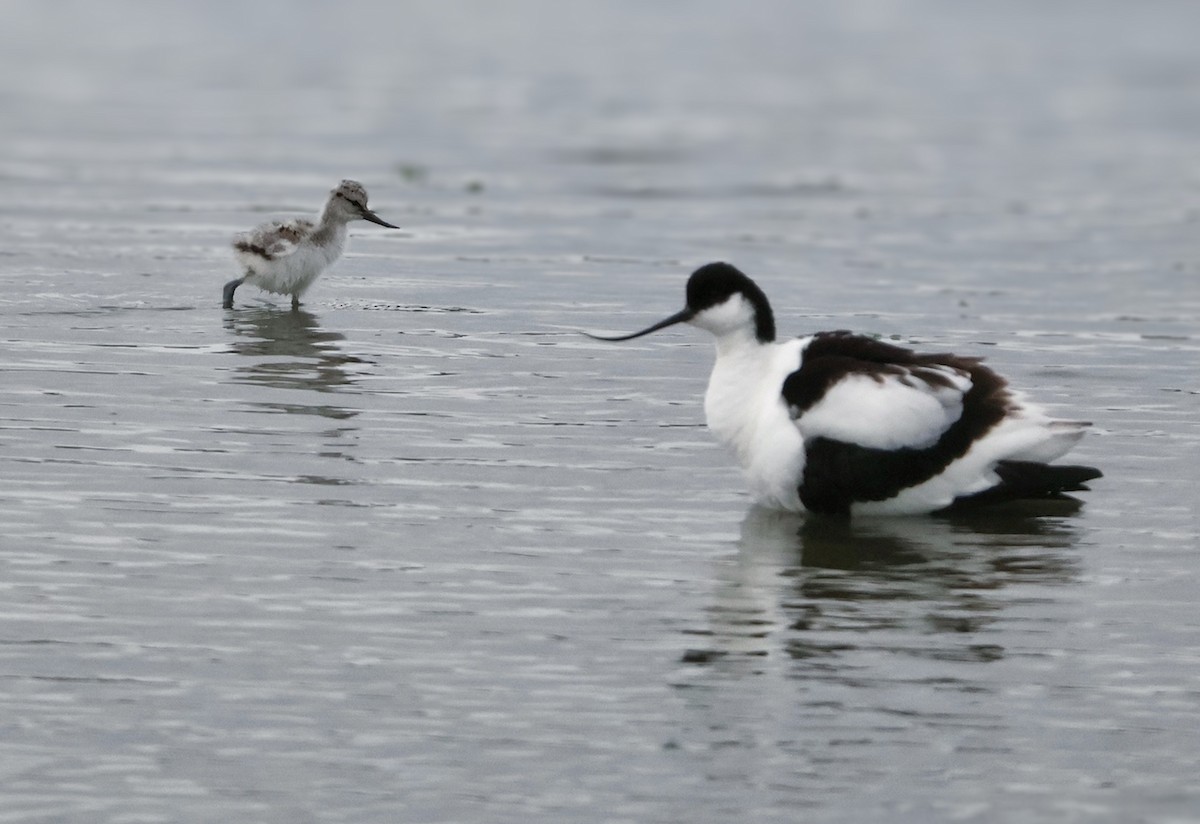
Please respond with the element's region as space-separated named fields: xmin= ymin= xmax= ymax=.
xmin=688 ymin=504 xmax=1081 ymax=667
xmin=224 ymin=307 xmax=371 ymax=412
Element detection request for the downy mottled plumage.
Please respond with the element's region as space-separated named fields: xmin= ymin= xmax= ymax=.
xmin=223 ymin=180 xmax=397 ymax=309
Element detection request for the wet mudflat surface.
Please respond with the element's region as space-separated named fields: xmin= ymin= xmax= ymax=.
xmin=0 ymin=2 xmax=1198 ymax=821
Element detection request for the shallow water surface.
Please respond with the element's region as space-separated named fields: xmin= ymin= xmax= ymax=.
xmin=1 ymin=2 xmax=1199 ymax=822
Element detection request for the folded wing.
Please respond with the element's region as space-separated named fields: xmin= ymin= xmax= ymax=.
xmin=784 ymin=331 xmax=999 ymax=450
xmin=232 ymin=218 xmax=314 ymax=262
xmin=781 ymin=332 xmax=1022 ymax=514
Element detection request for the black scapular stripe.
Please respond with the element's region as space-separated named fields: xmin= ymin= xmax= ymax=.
xmin=233 ymin=239 xmax=275 ymax=261
xmin=783 ymin=331 xmax=986 ymax=415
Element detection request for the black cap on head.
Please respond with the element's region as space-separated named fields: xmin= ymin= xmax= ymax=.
xmin=584 ymin=261 xmax=776 ymax=344
xmin=686 ymin=262 xmax=775 ymax=343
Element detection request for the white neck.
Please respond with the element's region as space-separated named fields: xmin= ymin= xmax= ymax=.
xmin=320 ymin=204 xmax=353 ymax=227
xmin=713 ymin=325 xmax=765 ymax=359
xmin=706 ymin=333 xmax=771 ymax=446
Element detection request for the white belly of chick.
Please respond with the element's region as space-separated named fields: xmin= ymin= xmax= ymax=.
xmin=244 ymin=232 xmax=346 ymax=297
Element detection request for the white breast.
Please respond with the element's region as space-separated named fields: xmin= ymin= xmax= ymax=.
xmin=280 ymin=235 xmax=345 ymax=294
xmin=704 ymin=337 xmax=807 ymax=511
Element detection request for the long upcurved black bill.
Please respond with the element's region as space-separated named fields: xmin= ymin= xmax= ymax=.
xmin=583 ymin=307 xmax=694 ymax=341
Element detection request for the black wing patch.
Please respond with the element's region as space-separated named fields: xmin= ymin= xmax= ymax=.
xmin=939 ymin=460 xmax=1103 ymax=512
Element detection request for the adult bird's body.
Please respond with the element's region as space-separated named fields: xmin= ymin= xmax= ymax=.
xmin=223 ymin=180 xmax=398 ymax=309
xmin=587 ymin=262 xmax=1101 ymax=516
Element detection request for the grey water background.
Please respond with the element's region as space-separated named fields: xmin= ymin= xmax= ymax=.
xmin=1 ymin=1 xmax=1198 ymax=821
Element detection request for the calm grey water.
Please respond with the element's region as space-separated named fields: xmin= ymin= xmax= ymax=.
xmin=1 ymin=2 xmax=1198 ymax=822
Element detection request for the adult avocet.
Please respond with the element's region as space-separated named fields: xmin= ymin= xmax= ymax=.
xmin=223 ymin=180 xmax=398 ymax=309
xmin=586 ymin=262 xmax=1101 ymax=516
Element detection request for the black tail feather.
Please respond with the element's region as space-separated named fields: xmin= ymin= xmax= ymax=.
xmin=941 ymin=460 xmax=1102 ymax=512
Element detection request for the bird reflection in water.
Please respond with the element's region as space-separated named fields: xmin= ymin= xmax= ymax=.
xmin=685 ymin=503 xmax=1083 ymax=669
xmin=223 ymin=307 xmax=372 ymax=416
xmin=221 ymin=307 xmax=368 ymax=489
